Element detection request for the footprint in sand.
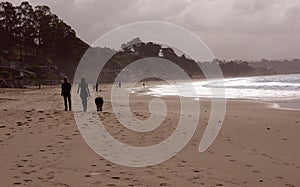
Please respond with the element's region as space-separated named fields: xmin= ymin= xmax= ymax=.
xmin=0 ymin=125 xmax=6 ymax=128
xmin=252 ymin=170 xmax=260 ymax=173
xmin=16 ymin=122 xmax=23 ymax=126
xmin=23 ymin=179 xmax=32 ymax=183
xmin=106 ymin=184 xmax=116 ymax=186
xmin=45 ymin=171 xmax=55 ymax=180
xmin=22 ymin=171 xmax=31 ymax=175
xmin=193 ymin=170 xmax=202 ymax=173
xmin=285 ymin=184 xmax=296 ymax=187
xmin=111 ymin=176 xmax=120 ymax=179
xmin=159 ymin=182 xmax=171 ymax=186
xmin=91 ymin=181 xmax=102 ymax=185
xmin=16 ymin=164 xmax=24 ymax=168
xmin=275 ymin=176 xmax=283 ymax=179
xmin=28 ymin=165 xmax=35 ymax=168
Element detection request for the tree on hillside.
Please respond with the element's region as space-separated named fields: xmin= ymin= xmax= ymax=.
xmin=161 ymin=47 xmax=178 ymax=60
xmin=0 ymin=2 xmax=18 ymax=53
xmin=15 ymin=1 xmax=35 ymax=61
xmin=0 ymin=1 xmax=89 ymax=78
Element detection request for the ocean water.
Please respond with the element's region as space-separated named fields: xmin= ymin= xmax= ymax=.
xmin=136 ymin=74 xmax=300 ymax=102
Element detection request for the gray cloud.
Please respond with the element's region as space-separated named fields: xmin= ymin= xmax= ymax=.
xmin=4 ymin=0 xmax=300 ymax=60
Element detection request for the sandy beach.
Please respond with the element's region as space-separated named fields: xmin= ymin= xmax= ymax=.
xmin=0 ymin=84 xmax=300 ymax=187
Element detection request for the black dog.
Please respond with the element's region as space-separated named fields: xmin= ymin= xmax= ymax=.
xmin=95 ymin=97 xmax=103 ymax=111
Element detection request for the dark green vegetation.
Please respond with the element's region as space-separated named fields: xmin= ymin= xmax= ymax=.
xmin=103 ymin=38 xmax=275 ymax=83
xmin=0 ymin=1 xmax=89 ymax=87
xmin=1 ymin=1 xmax=298 ymax=87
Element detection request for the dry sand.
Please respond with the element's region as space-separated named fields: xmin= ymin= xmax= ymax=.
xmin=0 ymin=84 xmax=300 ymax=187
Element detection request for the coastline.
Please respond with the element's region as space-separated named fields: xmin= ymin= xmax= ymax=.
xmin=271 ymin=100 xmax=300 ymax=111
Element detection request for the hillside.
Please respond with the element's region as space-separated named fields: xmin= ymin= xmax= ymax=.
xmin=0 ymin=1 xmax=89 ymax=87
xmin=249 ymin=59 xmax=300 ymax=75
xmin=1 ymin=1 xmax=299 ymax=87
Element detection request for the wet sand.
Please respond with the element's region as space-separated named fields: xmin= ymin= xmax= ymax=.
xmin=0 ymin=85 xmax=300 ymax=186
xmin=272 ymin=99 xmax=300 ymax=111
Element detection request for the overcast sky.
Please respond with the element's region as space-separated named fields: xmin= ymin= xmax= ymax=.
xmin=5 ymin=0 xmax=300 ymax=60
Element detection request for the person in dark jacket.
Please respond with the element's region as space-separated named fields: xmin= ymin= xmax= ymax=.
xmin=95 ymin=83 xmax=99 ymax=92
xmin=61 ymin=76 xmax=72 ymax=111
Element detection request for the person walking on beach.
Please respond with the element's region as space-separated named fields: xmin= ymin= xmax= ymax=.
xmin=95 ymin=83 xmax=99 ymax=92
xmin=61 ymin=76 xmax=72 ymax=111
xmin=77 ymin=77 xmax=90 ymax=111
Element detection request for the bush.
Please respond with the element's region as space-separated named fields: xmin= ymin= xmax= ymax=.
xmin=0 ymin=71 xmax=11 ymax=79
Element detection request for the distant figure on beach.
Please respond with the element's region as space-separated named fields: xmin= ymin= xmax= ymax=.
xmin=61 ymin=76 xmax=72 ymax=111
xmin=95 ymin=83 xmax=99 ymax=92
xmin=118 ymin=82 xmax=121 ymax=88
xmin=77 ymin=77 xmax=90 ymax=111
xmin=143 ymin=83 xmax=145 ymax=87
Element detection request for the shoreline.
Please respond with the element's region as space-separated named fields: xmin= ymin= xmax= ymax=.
xmin=271 ymin=99 xmax=300 ymax=111
xmin=2 ymin=83 xmax=300 ymax=111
